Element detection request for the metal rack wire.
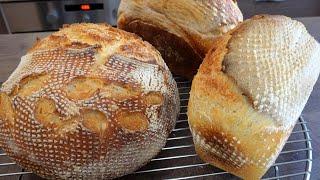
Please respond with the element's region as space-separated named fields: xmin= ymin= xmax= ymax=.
xmin=0 ymin=76 xmax=313 ymax=180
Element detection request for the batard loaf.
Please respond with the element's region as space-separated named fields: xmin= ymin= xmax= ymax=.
xmin=188 ymin=15 xmax=320 ymax=179
xmin=0 ymin=23 xmax=179 ymax=179
xmin=117 ymin=0 xmax=243 ymax=78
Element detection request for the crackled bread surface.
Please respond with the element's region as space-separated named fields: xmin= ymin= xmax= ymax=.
xmin=118 ymin=0 xmax=243 ymax=78
xmin=0 ymin=23 xmax=179 ymax=179
xmin=188 ymin=15 xmax=320 ymax=179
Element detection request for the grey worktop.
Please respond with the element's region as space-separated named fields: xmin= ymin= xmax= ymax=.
xmin=0 ymin=17 xmax=319 ymax=179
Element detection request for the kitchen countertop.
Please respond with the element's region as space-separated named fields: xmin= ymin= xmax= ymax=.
xmin=0 ymin=17 xmax=319 ymax=179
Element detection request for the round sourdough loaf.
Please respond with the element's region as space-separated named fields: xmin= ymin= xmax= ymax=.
xmin=117 ymin=0 xmax=243 ymax=78
xmin=0 ymin=23 xmax=179 ymax=179
xmin=188 ymin=15 xmax=320 ymax=179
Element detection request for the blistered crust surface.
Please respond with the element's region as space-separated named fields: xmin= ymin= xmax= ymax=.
xmin=188 ymin=15 xmax=320 ymax=179
xmin=0 ymin=23 xmax=179 ymax=179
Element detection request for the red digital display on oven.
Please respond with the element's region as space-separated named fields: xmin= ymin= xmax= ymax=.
xmin=80 ymin=4 xmax=90 ymax=11
xmin=65 ymin=3 xmax=103 ymax=12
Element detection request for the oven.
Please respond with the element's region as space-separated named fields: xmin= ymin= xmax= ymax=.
xmin=0 ymin=0 xmax=120 ymax=33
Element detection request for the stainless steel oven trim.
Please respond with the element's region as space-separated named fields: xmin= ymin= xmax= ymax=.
xmin=0 ymin=4 xmax=11 ymax=33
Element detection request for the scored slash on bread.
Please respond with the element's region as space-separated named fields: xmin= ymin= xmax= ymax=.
xmin=188 ymin=15 xmax=320 ymax=179
xmin=0 ymin=23 xmax=179 ymax=179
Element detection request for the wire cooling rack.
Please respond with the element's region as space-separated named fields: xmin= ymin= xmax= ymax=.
xmin=0 ymin=76 xmax=313 ymax=180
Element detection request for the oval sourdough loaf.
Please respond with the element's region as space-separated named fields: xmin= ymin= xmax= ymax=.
xmin=188 ymin=15 xmax=320 ymax=179
xmin=0 ymin=23 xmax=179 ymax=179
xmin=117 ymin=0 xmax=243 ymax=78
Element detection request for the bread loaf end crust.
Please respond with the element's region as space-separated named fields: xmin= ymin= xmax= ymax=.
xmin=118 ymin=18 xmax=203 ymax=78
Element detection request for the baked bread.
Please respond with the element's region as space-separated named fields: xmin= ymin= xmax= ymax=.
xmin=117 ymin=0 xmax=243 ymax=78
xmin=0 ymin=23 xmax=179 ymax=179
xmin=188 ymin=15 xmax=320 ymax=179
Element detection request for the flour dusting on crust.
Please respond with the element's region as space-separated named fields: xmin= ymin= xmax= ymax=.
xmin=0 ymin=23 xmax=179 ymax=179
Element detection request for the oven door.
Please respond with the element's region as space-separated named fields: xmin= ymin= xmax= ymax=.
xmin=0 ymin=0 xmax=120 ymax=33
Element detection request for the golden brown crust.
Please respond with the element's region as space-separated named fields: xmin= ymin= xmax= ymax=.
xmin=117 ymin=0 xmax=243 ymax=78
xmin=0 ymin=23 xmax=179 ymax=179
xmin=116 ymin=111 xmax=149 ymax=133
xmin=0 ymin=93 xmax=15 ymax=127
xmin=11 ymin=73 xmax=50 ymax=97
xmin=188 ymin=15 xmax=320 ymax=179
